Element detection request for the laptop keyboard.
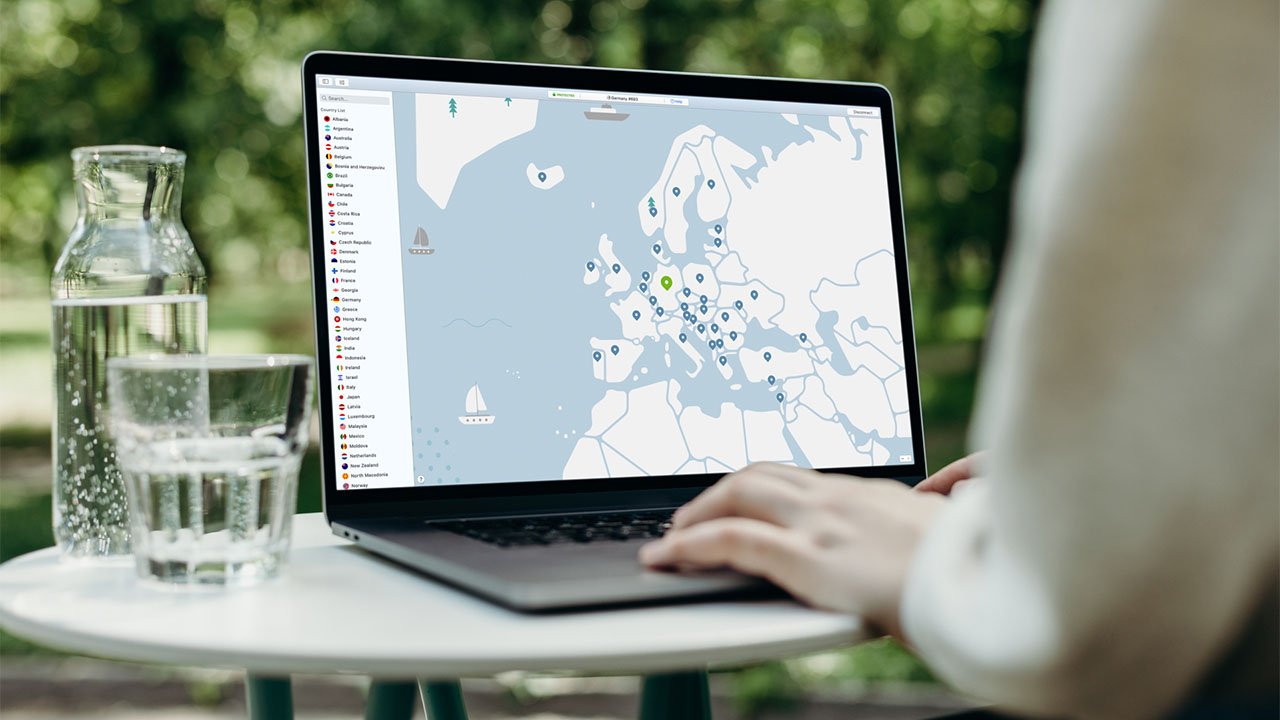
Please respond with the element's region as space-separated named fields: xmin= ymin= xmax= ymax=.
xmin=432 ymin=509 xmax=674 ymax=548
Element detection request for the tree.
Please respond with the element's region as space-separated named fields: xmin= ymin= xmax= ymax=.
xmin=448 ymin=98 xmax=458 ymax=117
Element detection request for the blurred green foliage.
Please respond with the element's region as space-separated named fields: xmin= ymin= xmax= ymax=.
xmin=1 ymin=0 xmax=1033 ymax=342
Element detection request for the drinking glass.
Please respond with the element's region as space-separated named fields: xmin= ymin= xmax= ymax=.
xmin=106 ymin=354 xmax=313 ymax=586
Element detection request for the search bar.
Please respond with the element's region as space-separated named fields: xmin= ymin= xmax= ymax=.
xmin=319 ymin=94 xmax=390 ymax=106
xmin=548 ymin=90 xmax=688 ymax=107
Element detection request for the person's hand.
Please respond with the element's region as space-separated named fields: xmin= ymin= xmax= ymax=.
xmin=915 ymin=451 xmax=986 ymax=496
xmin=639 ymin=463 xmax=944 ymax=636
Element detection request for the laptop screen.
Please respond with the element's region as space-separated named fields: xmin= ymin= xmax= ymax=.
xmin=312 ymin=70 xmax=916 ymax=492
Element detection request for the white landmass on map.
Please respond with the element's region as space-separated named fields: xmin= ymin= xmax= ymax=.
xmin=689 ymin=140 xmax=728 ymax=222
xmin=814 ymin=362 xmax=895 ymax=438
xmin=660 ymin=148 xmax=700 ymax=254
xmin=680 ymin=403 xmax=747 ymax=470
xmin=415 ymin=94 xmax=538 ymax=209
xmin=744 ymin=411 xmax=793 ymax=463
xmin=589 ymin=338 xmax=643 ymax=383
xmin=788 ymin=405 xmax=870 ymax=467
xmin=582 ymin=257 xmax=601 ymax=286
xmin=637 ymin=125 xmax=716 ymax=237
xmin=601 ymin=381 xmax=688 ymax=475
xmin=611 ymin=292 xmax=659 ymax=341
xmin=739 ymin=346 xmax=813 ymax=384
xmin=526 ymin=163 xmax=564 ymax=189
xmin=810 ymin=250 xmax=905 ymax=345
xmin=597 ymin=234 xmax=631 ymax=297
xmin=720 ymin=115 xmax=892 ymax=334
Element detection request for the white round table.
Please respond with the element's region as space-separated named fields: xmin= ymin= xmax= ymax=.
xmin=0 ymin=513 xmax=866 ymax=719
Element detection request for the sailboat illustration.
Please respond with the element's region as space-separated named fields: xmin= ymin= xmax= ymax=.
xmin=409 ymin=226 xmax=435 ymax=255
xmin=458 ymin=383 xmax=495 ymax=425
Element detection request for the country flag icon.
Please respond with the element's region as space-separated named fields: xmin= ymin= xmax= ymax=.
xmin=324 ymin=134 xmax=331 ymax=140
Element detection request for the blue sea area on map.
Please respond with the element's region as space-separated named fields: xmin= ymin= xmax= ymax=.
xmin=391 ymin=95 xmax=911 ymax=485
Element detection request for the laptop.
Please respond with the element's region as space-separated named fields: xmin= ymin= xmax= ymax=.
xmin=301 ymin=52 xmax=927 ymax=611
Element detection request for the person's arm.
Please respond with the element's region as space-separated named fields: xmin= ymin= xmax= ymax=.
xmin=900 ymin=0 xmax=1279 ymax=716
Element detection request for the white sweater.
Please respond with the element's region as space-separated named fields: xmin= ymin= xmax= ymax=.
xmin=899 ymin=1 xmax=1279 ymax=717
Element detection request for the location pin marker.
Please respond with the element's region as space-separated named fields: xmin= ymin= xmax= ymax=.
xmin=611 ymin=345 xmax=620 ymax=356
xmin=612 ymin=263 xmax=621 ymax=273
xmin=708 ymin=179 xmax=716 ymax=189
xmin=721 ymin=312 xmax=730 ymax=321
xmin=653 ymin=244 xmax=661 ymax=254
xmin=649 ymin=296 xmax=657 ymax=306
xmin=695 ymin=273 xmax=704 ymax=283
xmin=715 ymin=224 xmax=723 ymax=233
xmin=650 ymin=207 xmax=658 ymax=217
xmin=735 ymin=300 xmax=743 ymax=310
xmin=593 ymin=351 xmax=602 ymax=361
xmin=632 ymin=310 xmax=641 ymax=320
xmin=719 ymin=356 xmax=727 ymax=366
xmin=538 ymin=171 xmax=547 ymax=182
xmin=776 ymin=392 xmax=785 ymax=403
xmin=656 ymin=307 xmax=664 ymax=316
xmin=660 ymin=275 xmax=673 ymax=291
xmin=750 ymin=290 xmax=759 ymax=300
xmin=768 ymin=375 xmax=775 ymax=385
xmin=642 ymin=271 xmax=651 ymax=281
xmin=673 ymin=187 xmax=681 ymax=196
xmin=799 ymin=333 xmax=808 ymax=343
xmin=714 ymin=238 xmax=722 ymax=247
xmin=708 ymin=340 xmax=716 ymax=349
xmin=730 ymin=331 xmax=738 ymax=340
xmin=764 ymin=351 xmax=772 ymax=361
xmin=679 ymin=333 xmax=687 ymax=342
xmin=586 ymin=261 xmax=595 ymax=271
xmin=683 ymin=288 xmax=691 ymax=297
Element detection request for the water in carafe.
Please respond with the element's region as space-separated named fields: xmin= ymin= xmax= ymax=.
xmin=51 ymin=146 xmax=207 ymax=558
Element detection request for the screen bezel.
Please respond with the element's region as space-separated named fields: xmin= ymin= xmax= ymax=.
xmin=302 ymin=52 xmax=928 ymax=522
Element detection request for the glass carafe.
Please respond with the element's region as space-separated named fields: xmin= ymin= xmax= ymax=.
xmin=51 ymin=145 xmax=208 ymax=558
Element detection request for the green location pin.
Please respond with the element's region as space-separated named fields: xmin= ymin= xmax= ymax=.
xmin=660 ymin=275 xmax=673 ymax=291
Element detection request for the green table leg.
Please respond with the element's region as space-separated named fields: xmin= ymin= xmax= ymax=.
xmin=366 ymin=680 xmax=418 ymax=720
xmin=419 ymin=680 xmax=469 ymax=720
xmin=639 ymin=671 xmax=712 ymax=720
xmin=246 ymin=675 xmax=293 ymax=720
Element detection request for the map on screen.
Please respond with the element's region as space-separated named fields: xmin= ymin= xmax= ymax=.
xmin=386 ymin=88 xmax=912 ymax=486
